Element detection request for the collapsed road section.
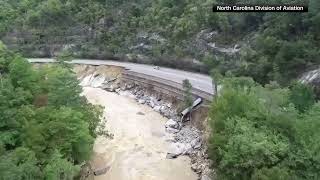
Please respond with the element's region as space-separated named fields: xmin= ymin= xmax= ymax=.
xmin=28 ymin=58 xmax=214 ymax=102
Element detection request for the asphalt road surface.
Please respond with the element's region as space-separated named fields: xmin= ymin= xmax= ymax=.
xmin=28 ymin=58 xmax=214 ymax=95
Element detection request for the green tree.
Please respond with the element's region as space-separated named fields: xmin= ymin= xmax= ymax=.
xmin=289 ymin=82 xmax=315 ymax=112
xmin=44 ymin=150 xmax=80 ymax=180
xmin=182 ymin=79 xmax=193 ymax=108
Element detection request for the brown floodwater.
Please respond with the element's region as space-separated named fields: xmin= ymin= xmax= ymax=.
xmin=83 ymin=87 xmax=197 ymax=180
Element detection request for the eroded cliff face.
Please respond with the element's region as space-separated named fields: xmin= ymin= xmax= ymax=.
xmin=74 ymin=64 xmax=123 ymax=88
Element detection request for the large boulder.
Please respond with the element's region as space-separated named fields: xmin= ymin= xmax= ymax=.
xmin=91 ymin=75 xmax=105 ymax=88
xmin=165 ymin=127 xmax=180 ymax=134
xmin=102 ymin=83 xmax=118 ymax=92
xmin=138 ymin=99 xmax=146 ymax=104
xmin=149 ymin=100 xmax=155 ymax=108
xmin=153 ymin=105 xmax=161 ymax=112
xmin=166 ymin=142 xmax=188 ymax=159
xmin=93 ymin=166 xmax=110 ymax=176
xmin=190 ymin=137 xmax=202 ymax=149
xmin=165 ymin=119 xmax=179 ymax=129
xmin=200 ymin=174 xmax=211 ymax=180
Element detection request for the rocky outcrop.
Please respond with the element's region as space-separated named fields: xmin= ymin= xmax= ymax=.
xmin=300 ymin=68 xmax=320 ymax=84
xmin=300 ymin=68 xmax=320 ymax=96
xmin=190 ymin=29 xmax=241 ymax=56
xmin=165 ymin=119 xmax=180 ymax=129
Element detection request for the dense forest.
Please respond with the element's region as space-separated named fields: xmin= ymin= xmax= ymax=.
xmin=0 ymin=42 xmax=102 ymax=179
xmin=0 ymin=0 xmax=320 ymax=179
xmin=209 ymin=77 xmax=320 ymax=179
xmin=0 ymin=0 xmax=319 ymax=84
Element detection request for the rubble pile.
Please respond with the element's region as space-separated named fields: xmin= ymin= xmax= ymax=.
xmin=115 ymin=83 xmax=213 ymax=180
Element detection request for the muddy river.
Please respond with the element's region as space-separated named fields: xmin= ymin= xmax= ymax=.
xmin=83 ymin=87 xmax=197 ymax=180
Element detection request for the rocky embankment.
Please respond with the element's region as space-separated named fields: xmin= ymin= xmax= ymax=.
xmin=76 ymin=65 xmax=213 ymax=180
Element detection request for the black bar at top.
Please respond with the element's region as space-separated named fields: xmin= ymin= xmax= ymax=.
xmin=212 ymin=4 xmax=308 ymax=12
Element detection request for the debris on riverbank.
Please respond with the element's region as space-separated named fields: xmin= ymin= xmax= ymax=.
xmin=115 ymin=83 xmax=213 ymax=180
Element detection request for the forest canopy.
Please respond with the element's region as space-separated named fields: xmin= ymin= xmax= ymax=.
xmin=0 ymin=0 xmax=319 ymax=84
xmin=0 ymin=42 xmax=103 ymax=179
xmin=209 ymin=77 xmax=320 ymax=180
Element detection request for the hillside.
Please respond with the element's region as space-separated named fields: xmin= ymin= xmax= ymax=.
xmin=0 ymin=0 xmax=319 ymax=83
